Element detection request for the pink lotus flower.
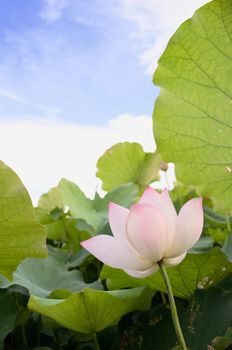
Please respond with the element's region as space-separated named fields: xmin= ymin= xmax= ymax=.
xmin=81 ymin=188 xmax=204 ymax=278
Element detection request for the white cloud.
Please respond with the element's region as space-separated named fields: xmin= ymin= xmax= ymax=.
xmin=0 ymin=89 xmax=25 ymax=102
xmin=0 ymin=114 xmax=174 ymax=204
xmin=119 ymin=0 xmax=210 ymax=73
xmin=40 ymin=0 xmax=69 ymax=22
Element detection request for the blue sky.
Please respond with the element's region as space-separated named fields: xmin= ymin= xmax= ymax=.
xmin=0 ymin=0 xmax=209 ymax=201
xmin=0 ymin=0 xmax=159 ymax=124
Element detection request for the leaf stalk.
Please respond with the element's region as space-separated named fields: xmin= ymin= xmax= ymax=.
xmin=92 ymin=332 xmax=101 ymax=350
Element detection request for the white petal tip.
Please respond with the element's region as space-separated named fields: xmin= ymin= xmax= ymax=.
xmin=80 ymin=238 xmax=91 ymax=250
xmin=108 ymin=201 xmax=115 ymax=209
xmin=124 ymin=264 xmax=159 ymax=278
xmin=163 ymin=253 xmax=187 ymax=267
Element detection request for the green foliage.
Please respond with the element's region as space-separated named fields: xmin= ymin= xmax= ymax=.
xmin=2 ymin=255 xmax=102 ymax=297
xmin=34 ymin=207 xmax=66 ymax=241
xmin=59 ymin=179 xmax=139 ymax=231
xmin=101 ymin=248 xmax=232 ymax=298
xmin=188 ymin=235 xmax=213 ymax=254
xmin=153 ymin=0 xmax=232 ymax=211
xmin=37 ymin=178 xmax=139 ymax=234
xmin=115 ymin=284 xmax=232 ymax=350
xmin=170 ymin=183 xmax=198 ymax=213
xmin=28 ymin=287 xmax=152 ymax=334
xmin=221 ymin=232 xmax=232 ymax=261
xmin=182 ymin=286 xmax=232 ymax=350
xmin=0 ymin=289 xmax=19 ymax=345
xmin=96 ymin=142 xmax=161 ymax=192
xmin=204 ymin=206 xmax=232 ymax=229
xmin=214 ymin=327 xmax=232 ymax=349
xmin=38 ymin=187 xmax=64 ymax=212
xmin=0 ymin=161 xmax=47 ymax=279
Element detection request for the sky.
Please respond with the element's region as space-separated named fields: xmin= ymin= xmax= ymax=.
xmin=0 ymin=0 xmax=209 ymax=202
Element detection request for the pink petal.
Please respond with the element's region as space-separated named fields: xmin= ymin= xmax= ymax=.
xmin=126 ymin=203 xmax=167 ymax=262
xmin=163 ymin=252 xmax=187 ymax=267
xmin=124 ymin=263 xmax=159 ymax=278
xmin=81 ymin=235 xmax=151 ymax=270
xmin=140 ymin=187 xmax=177 ymax=250
xmin=108 ymin=202 xmax=129 ymax=241
xmin=165 ymin=198 xmax=204 ymax=257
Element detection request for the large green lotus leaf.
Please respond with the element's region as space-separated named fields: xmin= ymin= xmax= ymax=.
xmin=153 ymin=0 xmax=232 ymax=210
xmin=204 ymin=205 xmax=232 ymax=229
xmin=37 ymin=179 xmax=138 ymax=232
xmin=58 ymin=179 xmax=139 ymax=231
xmin=38 ymin=187 xmax=64 ymax=212
xmin=188 ymin=235 xmax=214 ymax=254
xmin=35 ymin=188 xmax=68 ymax=242
xmin=63 ymin=218 xmax=93 ymax=254
xmin=58 ymin=178 xmax=94 ymax=222
xmin=117 ymin=286 xmax=232 ymax=350
xmin=182 ymin=287 xmax=232 ymax=350
xmin=1 ymin=255 xmax=102 ymax=297
xmin=28 ymin=287 xmax=152 ymax=334
xmin=0 ymin=289 xmax=19 ymax=346
xmin=221 ymin=232 xmax=232 ymax=262
xmin=101 ymin=248 xmax=232 ymax=298
xmin=96 ymin=142 xmax=161 ymax=192
xmin=92 ymin=183 xmax=138 ymax=214
xmin=35 ymin=207 xmax=66 ymax=241
xmin=36 ymin=196 xmax=93 ymax=251
xmin=0 ymin=161 xmax=47 ymax=279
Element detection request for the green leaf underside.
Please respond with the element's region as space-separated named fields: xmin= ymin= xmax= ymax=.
xmin=57 ymin=179 xmax=139 ymax=231
xmin=188 ymin=235 xmax=214 ymax=254
xmin=182 ymin=287 xmax=232 ymax=350
xmin=0 ymin=161 xmax=47 ymax=279
xmin=204 ymin=205 xmax=232 ymax=228
xmin=221 ymin=231 xmax=232 ymax=261
xmin=28 ymin=287 xmax=152 ymax=334
xmin=34 ymin=207 xmax=66 ymax=241
xmin=0 ymin=289 xmax=18 ymax=343
xmin=119 ymin=286 xmax=232 ymax=350
xmin=101 ymin=248 xmax=232 ymax=299
xmin=37 ymin=178 xmax=139 ymax=233
xmin=96 ymin=142 xmax=161 ymax=192
xmin=153 ymin=0 xmax=232 ymax=210
xmin=0 ymin=256 xmax=102 ymax=297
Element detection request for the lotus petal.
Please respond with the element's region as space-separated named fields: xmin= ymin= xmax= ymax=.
xmin=124 ymin=263 xmax=159 ymax=278
xmin=126 ymin=203 xmax=167 ymax=261
xmin=81 ymin=235 xmax=151 ymax=270
xmin=163 ymin=252 xmax=187 ymax=267
xmin=140 ymin=187 xmax=177 ymax=250
xmin=108 ymin=202 xmax=129 ymax=241
xmin=165 ymin=198 xmax=203 ymax=257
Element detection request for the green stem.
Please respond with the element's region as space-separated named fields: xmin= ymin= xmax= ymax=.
xmin=14 ymin=293 xmax=28 ymax=346
xmin=53 ymin=330 xmax=63 ymax=350
xmin=226 ymin=211 xmax=231 ymax=231
xmin=160 ymin=291 xmax=168 ymax=308
xmin=158 ymin=261 xmax=187 ymax=350
xmin=21 ymin=324 xmax=28 ymax=346
xmin=92 ymin=332 xmax=101 ymax=350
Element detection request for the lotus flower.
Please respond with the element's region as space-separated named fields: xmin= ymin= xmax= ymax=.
xmin=81 ymin=187 xmax=203 ymax=278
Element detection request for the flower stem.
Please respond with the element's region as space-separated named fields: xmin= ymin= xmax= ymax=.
xmin=92 ymin=332 xmax=101 ymax=350
xmin=158 ymin=261 xmax=187 ymax=350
